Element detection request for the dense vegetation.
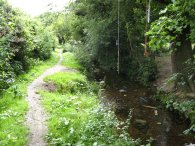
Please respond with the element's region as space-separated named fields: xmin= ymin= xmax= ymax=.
xmin=148 ymin=0 xmax=195 ymax=86
xmin=39 ymin=0 xmax=164 ymax=86
xmin=0 ymin=50 xmax=59 ymax=145
xmin=0 ymin=1 xmax=58 ymax=145
xmin=148 ymin=0 xmax=195 ymax=134
xmin=0 ymin=0 xmax=57 ymax=91
xmin=0 ymin=0 xmax=195 ymax=145
xmin=40 ymin=0 xmax=195 ymax=137
xmin=40 ymin=52 xmax=139 ymax=145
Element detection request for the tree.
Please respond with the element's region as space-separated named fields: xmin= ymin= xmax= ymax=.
xmin=0 ymin=0 xmax=57 ymax=91
xmin=147 ymin=0 xmax=194 ymax=74
xmin=65 ymin=0 xmax=160 ymax=86
xmin=147 ymin=0 xmax=195 ymax=92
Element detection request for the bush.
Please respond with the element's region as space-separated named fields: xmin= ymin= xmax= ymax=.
xmin=137 ymin=57 xmax=157 ymax=86
xmin=0 ymin=1 xmax=58 ymax=91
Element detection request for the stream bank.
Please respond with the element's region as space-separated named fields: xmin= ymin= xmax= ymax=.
xmin=96 ymin=70 xmax=195 ymax=146
xmin=39 ymin=52 xmax=139 ymax=145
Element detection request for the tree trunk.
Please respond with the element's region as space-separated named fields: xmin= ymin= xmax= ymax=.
xmin=171 ymin=25 xmax=194 ymax=92
xmin=171 ymin=25 xmax=193 ymax=74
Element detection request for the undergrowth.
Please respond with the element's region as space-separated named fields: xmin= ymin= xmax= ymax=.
xmin=155 ymin=59 xmax=195 ymax=137
xmin=40 ymin=52 xmax=139 ymax=145
xmin=155 ymin=93 xmax=195 ymax=136
xmin=0 ymin=50 xmax=59 ymax=146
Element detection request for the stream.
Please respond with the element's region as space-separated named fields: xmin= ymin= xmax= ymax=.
xmin=96 ymin=70 xmax=195 ymax=146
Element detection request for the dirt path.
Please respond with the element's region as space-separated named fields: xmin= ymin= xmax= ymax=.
xmin=26 ymin=51 xmax=71 ymax=146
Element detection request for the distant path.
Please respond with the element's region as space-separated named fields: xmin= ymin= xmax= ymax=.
xmin=26 ymin=50 xmax=72 ymax=146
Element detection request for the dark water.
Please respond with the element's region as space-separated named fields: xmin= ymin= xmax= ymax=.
xmin=96 ymin=70 xmax=195 ymax=146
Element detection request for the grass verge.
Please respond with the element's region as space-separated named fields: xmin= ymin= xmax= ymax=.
xmin=62 ymin=52 xmax=82 ymax=70
xmin=0 ymin=50 xmax=59 ymax=146
xmin=40 ymin=52 xmax=139 ymax=145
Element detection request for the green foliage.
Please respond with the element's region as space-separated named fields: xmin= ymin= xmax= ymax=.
xmin=155 ymin=92 xmax=195 ymax=135
xmin=155 ymin=58 xmax=195 ymax=134
xmin=0 ymin=51 xmax=59 ymax=145
xmin=62 ymin=52 xmax=82 ymax=70
xmin=60 ymin=0 xmax=160 ymax=86
xmin=33 ymin=25 xmax=57 ymax=60
xmin=39 ymin=12 xmax=74 ymax=44
xmin=147 ymin=0 xmax=195 ymax=51
xmin=184 ymin=59 xmax=195 ymax=81
xmin=125 ymin=57 xmax=156 ymax=86
xmin=79 ymin=107 xmax=138 ymax=146
xmin=38 ymin=0 xmax=162 ymax=86
xmin=0 ymin=0 xmax=58 ymax=91
xmin=137 ymin=58 xmax=157 ymax=86
xmin=40 ymin=73 xmax=137 ymax=145
xmin=161 ymin=59 xmax=195 ymax=91
xmin=40 ymin=91 xmax=97 ymax=145
xmin=44 ymin=72 xmax=88 ymax=94
xmin=40 ymin=51 xmax=138 ymax=145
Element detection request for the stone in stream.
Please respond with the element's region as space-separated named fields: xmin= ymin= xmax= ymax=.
xmin=99 ymin=80 xmax=105 ymax=84
xmin=119 ymin=89 xmax=127 ymax=93
xmin=99 ymin=81 xmax=105 ymax=88
xmin=139 ymin=96 xmax=148 ymax=103
xmin=133 ymin=119 xmax=149 ymax=131
xmin=134 ymin=119 xmax=147 ymax=125
xmin=165 ymin=127 xmax=171 ymax=133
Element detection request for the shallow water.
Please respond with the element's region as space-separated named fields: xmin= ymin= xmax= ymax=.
xmin=97 ymin=71 xmax=195 ymax=146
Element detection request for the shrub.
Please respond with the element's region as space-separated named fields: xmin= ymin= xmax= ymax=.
xmin=0 ymin=1 xmax=58 ymax=91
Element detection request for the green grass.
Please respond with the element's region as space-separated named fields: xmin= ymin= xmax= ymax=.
xmin=0 ymin=50 xmax=59 ymax=146
xmin=44 ymin=72 xmax=86 ymax=85
xmin=40 ymin=71 xmax=98 ymax=145
xmin=44 ymin=72 xmax=89 ymax=94
xmin=41 ymin=72 xmax=138 ymax=145
xmin=40 ymin=91 xmax=97 ymax=145
xmin=40 ymin=52 xmax=138 ymax=145
xmin=62 ymin=52 xmax=82 ymax=70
